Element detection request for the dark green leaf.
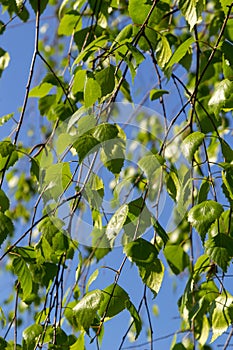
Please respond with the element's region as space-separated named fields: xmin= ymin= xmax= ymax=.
xmin=124 ymin=238 xmax=164 ymax=296
xmin=164 ymin=244 xmax=190 ymax=275
xmin=95 ymin=65 xmax=115 ymax=96
xmin=29 ymin=0 xmax=49 ymax=14
xmin=0 ymin=212 xmax=14 ymax=246
xmin=150 ymin=89 xmax=169 ymax=100
xmin=12 ymin=257 xmax=33 ymax=300
xmin=151 ymin=217 xmax=169 ymax=245
xmin=74 ymin=134 xmax=100 ymax=162
xmin=0 ymin=190 xmax=9 ymax=212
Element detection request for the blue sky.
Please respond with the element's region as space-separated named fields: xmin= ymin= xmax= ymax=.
xmin=1 ymin=3 xmax=233 ymax=350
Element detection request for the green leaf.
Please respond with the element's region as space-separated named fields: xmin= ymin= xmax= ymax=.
xmin=84 ymin=77 xmax=102 ymax=107
xmin=0 ymin=48 xmax=10 ymax=78
xmin=86 ymin=269 xmax=99 ymax=293
xmin=205 ymin=233 xmax=233 ymax=272
xmin=42 ymin=162 xmax=72 ymax=201
xmin=128 ymin=0 xmax=157 ymax=25
xmin=0 ymin=190 xmax=9 ymax=212
xmin=164 ymin=244 xmax=190 ymax=275
xmin=156 ymin=35 xmax=172 ymax=68
xmin=106 ymin=204 xmax=128 ymax=246
xmin=95 ymin=65 xmax=115 ymax=97
xmin=0 ymin=212 xmax=14 ymax=247
xmin=179 ymin=0 xmax=198 ymax=30
xmin=73 ymin=290 xmax=103 ymax=331
xmin=0 ymin=113 xmax=14 ymax=126
xmin=22 ymin=324 xmax=43 ymax=349
xmin=220 ymin=138 xmax=233 ymax=162
xmin=166 ymin=37 xmax=194 ymax=68
xmin=73 ymin=35 xmax=107 ymax=65
xmin=210 ymin=293 xmax=233 ymax=342
xmin=29 ymin=0 xmax=49 ymax=14
xmin=181 ymin=131 xmax=205 ymax=161
xmin=138 ymin=154 xmax=164 ymax=180
xmin=125 ymin=300 xmax=142 ymax=339
xmin=12 ymin=257 xmax=33 ymax=300
xmin=70 ymin=332 xmax=85 ymax=350
xmin=123 ymin=197 xmax=151 ymax=242
xmin=151 ymin=217 xmax=169 ymax=245
xmin=99 ymin=284 xmax=129 ymax=318
xmin=188 ymin=200 xmax=224 ymax=241
xmin=149 ymin=89 xmax=169 ymax=101
xmin=0 ymin=140 xmax=15 ymax=157
xmin=72 ymin=69 xmax=86 ymax=94
xmin=74 ymin=134 xmax=100 ymax=162
xmin=29 ymin=82 xmax=53 ymax=98
xmin=58 ymin=10 xmax=81 ymax=36
xmin=208 ymin=79 xmax=233 ymax=111
xmin=198 ymin=179 xmax=210 ymax=204
xmin=219 ymin=0 xmax=232 ymax=15
xmin=124 ymin=238 xmax=164 ymax=296
xmin=92 ymin=123 xmax=119 ymax=143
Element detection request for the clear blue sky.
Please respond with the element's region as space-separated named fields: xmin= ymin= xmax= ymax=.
xmin=1 ymin=4 xmax=232 ymax=350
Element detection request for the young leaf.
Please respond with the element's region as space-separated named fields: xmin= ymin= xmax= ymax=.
xmin=208 ymin=79 xmax=233 ymax=111
xmin=156 ymin=35 xmax=172 ymax=68
xmin=179 ymin=0 xmax=198 ymax=30
xmin=150 ymin=89 xmax=169 ymax=101
xmin=181 ymin=131 xmax=205 ymax=161
xmin=188 ymin=200 xmax=224 ymax=241
xmin=23 ymin=324 xmax=43 ymax=349
xmin=205 ymin=233 xmax=233 ymax=272
xmin=106 ymin=204 xmax=128 ymax=246
xmin=73 ymin=290 xmax=103 ymax=331
xmin=12 ymin=256 xmax=33 ymax=300
xmin=210 ymin=293 xmax=233 ymax=342
xmin=84 ymin=77 xmax=102 ymax=107
xmin=166 ymin=37 xmax=194 ymax=68
xmin=124 ymin=238 xmax=164 ymax=296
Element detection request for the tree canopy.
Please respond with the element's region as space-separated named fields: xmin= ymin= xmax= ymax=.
xmin=0 ymin=0 xmax=233 ymax=349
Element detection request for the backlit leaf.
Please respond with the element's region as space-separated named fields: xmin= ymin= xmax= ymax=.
xmin=167 ymin=37 xmax=194 ymax=68
xmin=84 ymin=77 xmax=102 ymax=107
xmin=150 ymin=89 xmax=169 ymax=100
xmin=13 ymin=256 xmax=33 ymax=300
xmin=0 ymin=48 xmax=10 ymax=78
xmin=205 ymin=233 xmax=233 ymax=272
xmin=188 ymin=200 xmax=224 ymax=241
xmin=164 ymin=244 xmax=190 ymax=275
xmin=181 ymin=131 xmax=205 ymax=161
xmin=210 ymin=293 xmax=233 ymax=342
xmin=156 ymin=35 xmax=172 ymax=68
xmin=73 ymin=289 xmax=103 ymax=331
xmin=179 ymin=0 xmax=198 ymax=30
xmin=74 ymin=134 xmax=100 ymax=162
xmin=106 ymin=204 xmax=128 ymax=246
xmin=99 ymin=284 xmax=129 ymax=318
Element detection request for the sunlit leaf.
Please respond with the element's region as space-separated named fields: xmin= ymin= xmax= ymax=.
xmin=99 ymin=284 xmax=128 ymax=318
xmin=73 ymin=134 xmax=100 ymax=162
xmin=181 ymin=131 xmax=205 ymax=161
xmin=73 ymin=290 xmax=103 ymax=331
xmin=167 ymin=37 xmax=194 ymax=68
xmin=164 ymin=244 xmax=190 ymax=275
xmin=210 ymin=293 xmax=233 ymax=342
xmin=179 ymin=0 xmax=198 ymax=30
xmin=156 ymin=35 xmax=172 ymax=68
xmin=0 ymin=48 xmax=10 ymax=78
xmin=23 ymin=324 xmax=43 ymax=348
xmin=84 ymin=77 xmax=102 ymax=107
xmin=106 ymin=204 xmax=128 ymax=246
xmin=205 ymin=233 xmax=233 ymax=272
xmin=150 ymin=89 xmax=169 ymax=100
xmin=188 ymin=201 xmax=224 ymax=241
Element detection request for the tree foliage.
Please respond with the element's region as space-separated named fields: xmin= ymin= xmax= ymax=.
xmin=0 ymin=0 xmax=233 ymax=349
